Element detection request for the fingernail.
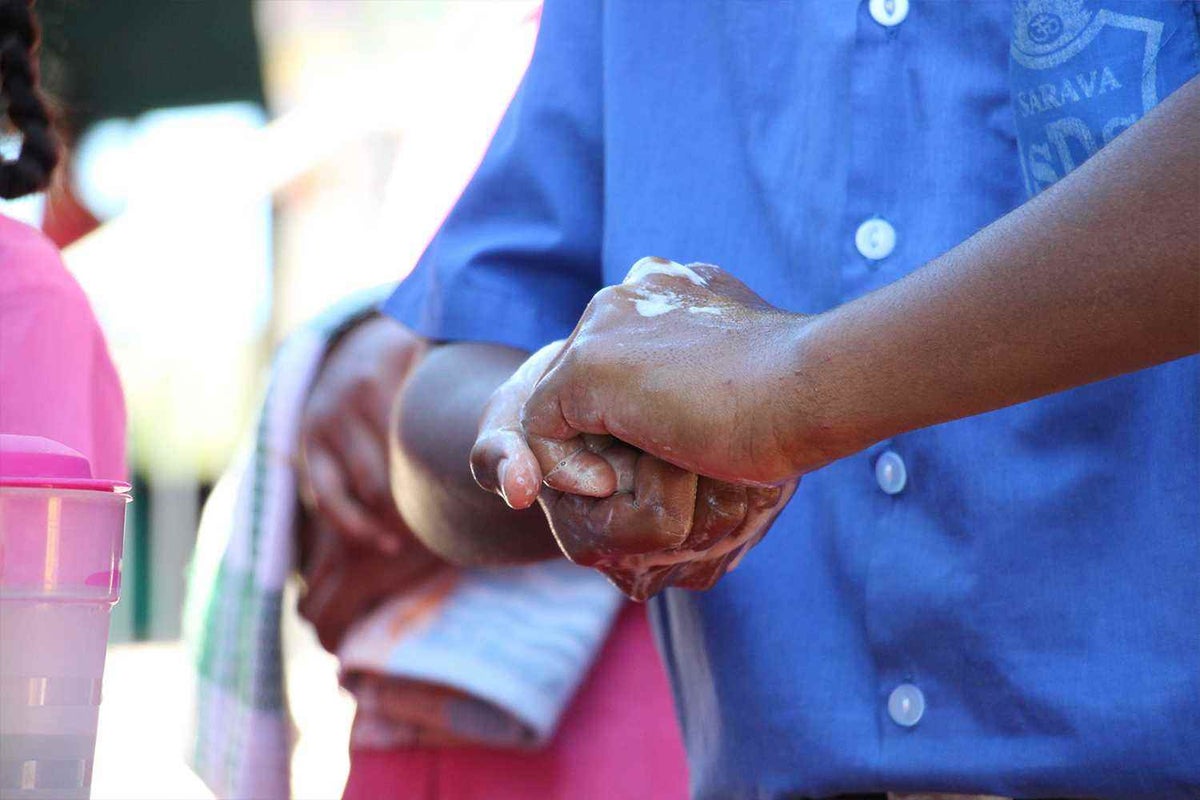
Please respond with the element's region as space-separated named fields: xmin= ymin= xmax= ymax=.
xmin=497 ymin=458 xmax=513 ymax=507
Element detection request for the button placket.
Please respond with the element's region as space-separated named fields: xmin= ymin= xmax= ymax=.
xmin=842 ymin=0 xmax=910 ymax=299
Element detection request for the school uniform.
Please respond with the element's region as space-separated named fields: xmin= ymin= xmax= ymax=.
xmin=386 ymin=2 xmax=1200 ymax=797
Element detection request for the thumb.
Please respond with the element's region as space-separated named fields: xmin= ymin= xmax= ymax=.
xmin=520 ymin=367 xmax=579 ymax=443
xmin=470 ymin=427 xmax=543 ymax=510
xmin=521 ymin=373 xmax=617 ymax=497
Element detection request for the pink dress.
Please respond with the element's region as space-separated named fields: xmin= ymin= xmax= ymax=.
xmin=0 ymin=214 xmax=126 ymax=480
xmin=342 ymin=603 xmax=690 ymax=800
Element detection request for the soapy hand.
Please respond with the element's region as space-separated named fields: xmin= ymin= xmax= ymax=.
xmin=471 ymin=338 xmax=796 ymax=600
xmin=535 ymin=454 xmax=796 ymax=600
xmin=521 ymin=258 xmax=817 ymax=487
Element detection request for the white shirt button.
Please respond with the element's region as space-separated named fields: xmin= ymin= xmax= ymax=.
xmin=888 ymin=683 xmax=925 ymax=727
xmin=875 ymin=450 xmax=907 ymax=495
xmin=869 ymin=0 xmax=909 ymax=28
xmin=855 ymin=217 xmax=896 ymax=260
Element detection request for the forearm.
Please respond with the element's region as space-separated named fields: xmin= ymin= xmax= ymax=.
xmin=390 ymin=342 xmax=560 ymax=565
xmin=794 ymin=75 xmax=1199 ymax=468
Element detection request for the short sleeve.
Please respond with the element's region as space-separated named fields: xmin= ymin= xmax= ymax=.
xmin=382 ymin=0 xmax=604 ymax=352
xmin=0 ymin=217 xmax=127 ymax=481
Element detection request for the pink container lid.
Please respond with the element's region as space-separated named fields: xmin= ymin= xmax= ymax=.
xmin=0 ymin=434 xmax=131 ymax=493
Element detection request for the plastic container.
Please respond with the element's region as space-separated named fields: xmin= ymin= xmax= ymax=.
xmin=0 ymin=436 xmax=130 ymax=800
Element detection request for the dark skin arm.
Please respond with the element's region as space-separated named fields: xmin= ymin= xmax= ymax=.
xmin=390 ymin=342 xmax=561 ymax=565
xmin=793 ymin=74 xmax=1200 ymax=466
xmin=519 ymin=74 xmax=1200 ymax=486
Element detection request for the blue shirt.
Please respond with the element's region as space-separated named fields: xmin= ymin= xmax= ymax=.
xmin=385 ymin=2 xmax=1200 ymax=797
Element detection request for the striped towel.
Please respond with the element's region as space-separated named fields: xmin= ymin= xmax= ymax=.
xmin=182 ymin=291 xmax=621 ymax=799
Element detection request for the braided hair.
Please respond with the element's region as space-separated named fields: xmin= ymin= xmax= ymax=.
xmin=0 ymin=0 xmax=58 ymax=200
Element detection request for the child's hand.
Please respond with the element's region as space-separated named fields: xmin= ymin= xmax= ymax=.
xmin=535 ymin=444 xmax=797 ymax=600
xmin=298 ymin=314 xmax=424 ymax=553
xmin=469 ymin=340 xmax=577 ymax=509
xmin=298 ymin=513 xmax=446 ymax=652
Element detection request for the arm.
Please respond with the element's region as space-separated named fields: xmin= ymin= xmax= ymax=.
xmin=298 ymin=313 xmax=423 ymax=552
xmin=378 ymin=0 xmax=610 ymax=560
xmin=390 ymin=342 xmax=561 ymax=566
xmin=521 ymin=75 xmax=1199 ymax=486
xmin=791 ymin=73 xmax=1200 ymax=469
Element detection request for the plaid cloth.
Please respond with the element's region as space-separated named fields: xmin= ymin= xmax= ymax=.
xmin=182 ymin=293 xmax=371 ymax=800
xmin=182 ymin=292 xmax=620 ymax=799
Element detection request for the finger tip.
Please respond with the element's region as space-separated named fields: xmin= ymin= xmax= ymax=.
xmin=500 ymin=487 xmax=531 ymax=510
xmin=510 ymin=482 xmax=539 ymax=510
xmin=496 ymin=457 xmax=539 ymax=508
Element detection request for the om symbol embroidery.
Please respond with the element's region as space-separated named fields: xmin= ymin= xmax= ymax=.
xmin=1027 ymin=12 xmax=1064 ymax=45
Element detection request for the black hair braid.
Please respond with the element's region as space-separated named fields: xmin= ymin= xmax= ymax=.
xmin=0 ymin=0 xmax=59 ymax=200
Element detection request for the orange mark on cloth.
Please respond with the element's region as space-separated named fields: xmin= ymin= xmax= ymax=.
xmin=386 ymin=571 xmax=460 ymax=639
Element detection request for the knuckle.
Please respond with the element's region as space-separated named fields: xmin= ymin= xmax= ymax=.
xmin=590 ymin=284 xmax=621 ymax=307
xmin=552 ymin=345 xmax=585 ymax=375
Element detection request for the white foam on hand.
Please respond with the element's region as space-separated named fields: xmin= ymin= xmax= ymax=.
xmin=634 ymin=293 xmax=681 ymax=317
xmin=624 ymin=256 xmax=708 ymax=287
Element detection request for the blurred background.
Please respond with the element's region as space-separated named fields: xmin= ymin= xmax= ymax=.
xmin=5 ymin=1 xmax=540 ymax=796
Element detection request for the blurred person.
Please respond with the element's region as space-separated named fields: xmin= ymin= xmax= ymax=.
xmin=379 ymin=1 xmax=1199 ymax=799
xmin=301 ymin=310 xmax=688 ymax=800
xmin=185 ymin=293 xmax=687 ymax=800
xmin=0 ymin=0 xmax=125 ymax=480
xmin=183 ymin=2 xmax=685 ymax=796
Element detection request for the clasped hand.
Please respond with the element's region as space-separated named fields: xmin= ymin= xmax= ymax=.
xmin=473 ymin=258 xmax=806 ymax=600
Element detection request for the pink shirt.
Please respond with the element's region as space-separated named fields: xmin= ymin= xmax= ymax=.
xmin=0 ymin=214 xmax=127 ymax=481
xmin=342 ymin=603 xmax=689 ymax=800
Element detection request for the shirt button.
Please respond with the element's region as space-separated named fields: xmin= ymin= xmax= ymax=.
xmin=855 ymin=217 xmax=896 ymax=261
xmin=888 ymin=683 xmax=925 ymax=727
xmin=869 ymin=0 xmax=909 ymax=27
xmin=875 ymin=450 xmax=907 ymax=495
